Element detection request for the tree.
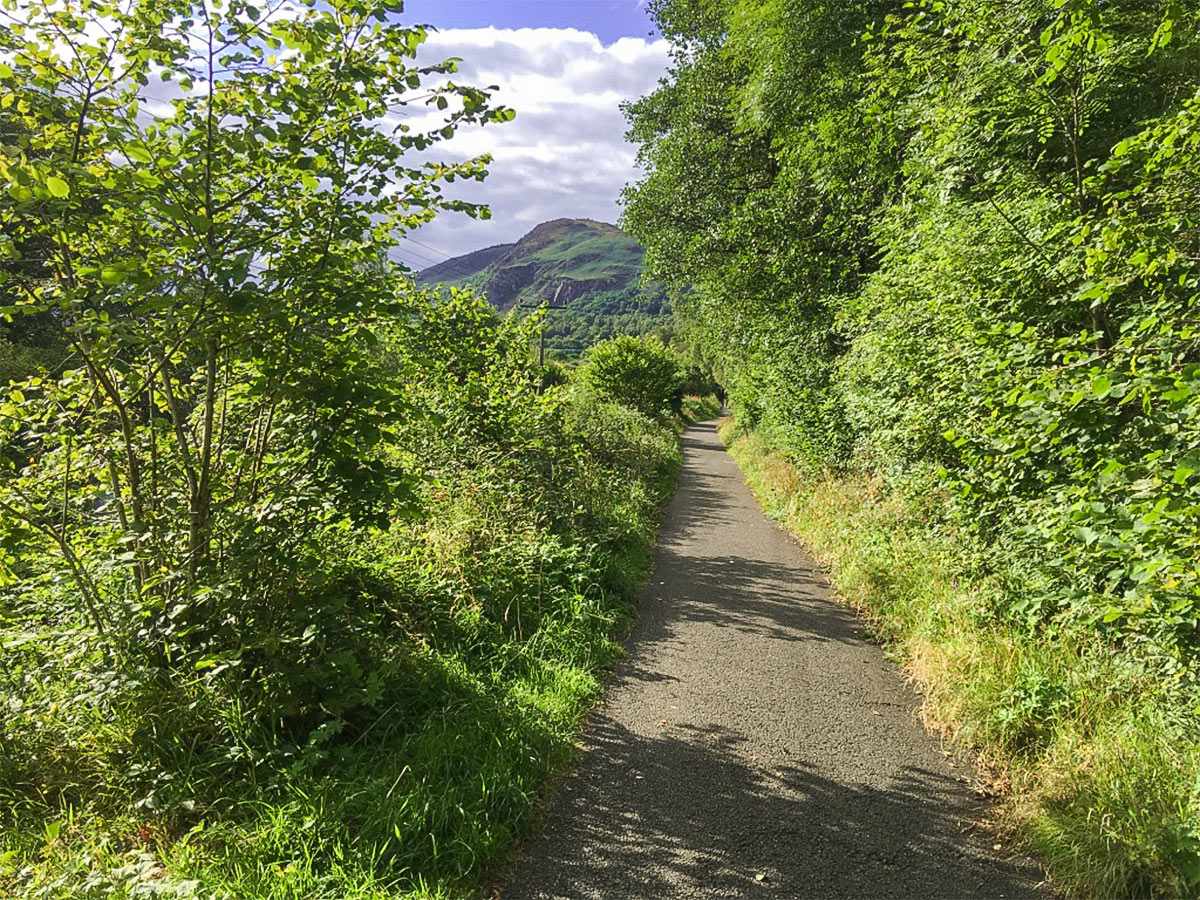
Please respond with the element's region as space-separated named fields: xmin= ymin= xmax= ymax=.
xmin=622 ymin=0 xmax=890 ymax=464
xmin=579 ymin=334 xmax=684 ymax=418
xmin=0 ymin=0 xmax=512 ymax=668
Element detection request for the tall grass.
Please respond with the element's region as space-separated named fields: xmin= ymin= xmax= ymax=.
xmin=0 ymin=394 xmax=681 ymax=900
xmin=721 ymin=420 xmax=1200 ymax=900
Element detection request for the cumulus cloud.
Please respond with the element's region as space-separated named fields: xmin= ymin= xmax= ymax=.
xmin=6 ymin=6 xmax=664 ymax=269
xmin=394 ymin=28 xmax=670 ymax=268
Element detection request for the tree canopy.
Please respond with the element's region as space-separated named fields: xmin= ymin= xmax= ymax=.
xmin=626 ymin=0 xmax=1200 ymax=666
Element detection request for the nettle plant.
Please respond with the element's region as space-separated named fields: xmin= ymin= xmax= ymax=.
xmin=0 ymin=0 xmax=512 ymax=672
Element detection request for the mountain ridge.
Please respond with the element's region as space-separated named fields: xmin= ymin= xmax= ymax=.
xmin=416 ymin=218 xmax=671 ymax=354
xmin=418 ymin=241 xmax=514 ymax=285
xmin=417 ymin=218 xmax=643 ymax=311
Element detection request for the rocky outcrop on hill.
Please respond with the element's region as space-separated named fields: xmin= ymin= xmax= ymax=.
xmin=417 ymin=218 xmax=645 ymax=312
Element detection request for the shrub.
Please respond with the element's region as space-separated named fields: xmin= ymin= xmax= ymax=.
xmin=578 ymin=334 xmax=684 ymax=418
xmin=0 ymin=284 xmax=684 ymax=900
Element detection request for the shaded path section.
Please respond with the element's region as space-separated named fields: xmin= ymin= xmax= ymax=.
xmin=501 ymin=422 xmax=1046 ymax=899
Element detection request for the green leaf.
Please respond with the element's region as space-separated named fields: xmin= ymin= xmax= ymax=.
xmin=126 ymin=144 xmax=152 ymax=164
xmin=45 ymin=175 xmax=69 ymax=198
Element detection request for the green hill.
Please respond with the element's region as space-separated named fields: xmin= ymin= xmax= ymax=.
xmin=417 ymin=241 xmax=512 ymax=286
xmin=416 ymin=218 xmax=672 ymax=356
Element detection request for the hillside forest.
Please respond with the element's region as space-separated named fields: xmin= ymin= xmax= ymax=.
xmin=623 ymin=0 xmax=1200 ymax=896
xmin=416 ymin=218 xmax=675 ymax=358
xmin=0 ymin=2 xmax=713 ymax=897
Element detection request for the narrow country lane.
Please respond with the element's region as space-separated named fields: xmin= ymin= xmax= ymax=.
xmin=501 ymin=422 xmax=1048 ymax=900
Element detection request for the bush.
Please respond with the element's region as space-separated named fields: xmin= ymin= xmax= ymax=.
xmin=578 ymin=334 xmax=684 ymax=418
xmin=0 ymin=282 xmax=684 ymax=900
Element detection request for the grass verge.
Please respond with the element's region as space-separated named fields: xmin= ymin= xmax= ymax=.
xmin=720 ymin=418 xmax=1200 ymax=900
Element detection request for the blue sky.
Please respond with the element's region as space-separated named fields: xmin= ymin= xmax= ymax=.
xmin=388 ymin=3 xmax=670 ymax=267
xmin=401 ymin=1 xmax=658 ymax=45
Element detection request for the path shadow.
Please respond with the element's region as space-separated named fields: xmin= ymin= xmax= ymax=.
xmin=622 ymin=427 xmax=863 ymax=650
xmin=630 ymin=550 xmax=861 ymax=649
xmin=665 ymin=430 xmax=746 ymax=538
xmin=503 ymin=716 xmax=1041 ymax=899
xmin=499 ymin=423 xmax=1046 ymax=899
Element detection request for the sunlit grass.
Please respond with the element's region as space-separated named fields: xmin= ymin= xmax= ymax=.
xmin=721 ymin=419 xmax=1200 ymax=900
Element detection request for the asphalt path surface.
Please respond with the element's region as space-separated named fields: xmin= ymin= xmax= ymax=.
xmin=501 ymin=421 xmax=1047 ymax=899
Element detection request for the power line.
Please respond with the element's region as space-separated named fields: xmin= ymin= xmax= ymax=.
xmin=395 ymin=232 xmax=522 ymax=284
xmin=401 ymin=234 xmax=457 ymax=262
xmin=390 ymin=241 xmax=486 ymax=283
xmin=388 ymin=247 xmax=479 ymax=282
xmin=389 ymin=245 xmax=444 ymax=269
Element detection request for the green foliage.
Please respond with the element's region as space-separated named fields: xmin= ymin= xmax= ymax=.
xmin=0 ymin=4 xmax=682 ymax=898
xmin=680 ymin=393 xmax=723 ymax=423
xmin=623 ymin=0 xmax=883 ymax=466
xmin=0 ymin=333 xmax=59 ymax=385
xmin=578 ymin=334 xmax=685 ymax=419
xmin=629 ymin=0 xmax=1200 ymax=894
xmin=0 ymin=286 xmax=681 ymax=899
xmin=417 ymin=219 xmax=675 ymax=355
xmin=538 ymin=285 xmax=673 ymax=356
xmin=0 ymin=0 xmax=509 ymax=665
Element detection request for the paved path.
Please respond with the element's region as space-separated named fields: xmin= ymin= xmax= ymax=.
xmin=502 ymin=422 xmax=1047 ymax=899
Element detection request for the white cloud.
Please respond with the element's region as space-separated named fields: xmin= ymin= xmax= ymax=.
xmin=4 ymin=7 xmax=666 ymax=270
xmin=395 ymin=27 xmax=670 ymax=268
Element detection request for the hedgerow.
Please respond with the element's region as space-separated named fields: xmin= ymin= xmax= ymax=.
xmin=625 ymin=0 xmax=1200 ymax=894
